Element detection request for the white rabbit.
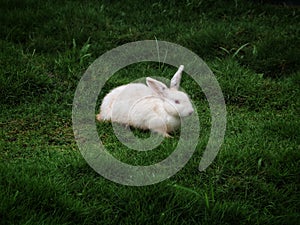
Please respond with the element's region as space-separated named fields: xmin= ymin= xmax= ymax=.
xmin=96 ymin=65 xmax=194 ymax=137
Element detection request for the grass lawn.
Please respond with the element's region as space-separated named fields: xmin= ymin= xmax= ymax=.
xmin=0 ymin=0 xmax=299 ymax=224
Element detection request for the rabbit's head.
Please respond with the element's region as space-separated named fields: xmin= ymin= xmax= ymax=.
xmin=146 ymin=65 xmax=194 ymax=118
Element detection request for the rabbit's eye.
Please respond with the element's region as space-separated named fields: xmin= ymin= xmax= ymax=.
xmin=175 ymin=100 xmax=180 ymax=104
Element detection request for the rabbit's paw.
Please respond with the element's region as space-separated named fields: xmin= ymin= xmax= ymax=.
xmin=96 ymin=113 xmax=102 ymax=121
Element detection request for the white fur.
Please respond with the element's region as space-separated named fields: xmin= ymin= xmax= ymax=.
xmin=96 ymin=65 xmax=194 ymax=137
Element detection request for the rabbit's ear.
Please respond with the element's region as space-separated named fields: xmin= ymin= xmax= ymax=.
xmin=170 ymin=65 xmax=184 ymax=90
xmin=146 ymin=77 xmax=168 ymax=97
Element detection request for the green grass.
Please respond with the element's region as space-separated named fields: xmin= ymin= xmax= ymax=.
xmin=0 ymin=0 xmax=299 ymax=224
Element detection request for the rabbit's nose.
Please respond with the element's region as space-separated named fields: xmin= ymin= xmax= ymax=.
xmin=188 ymin=110 xmax=194 ymax=116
